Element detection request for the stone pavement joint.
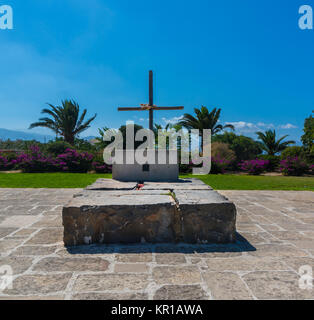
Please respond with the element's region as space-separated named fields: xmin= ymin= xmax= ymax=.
xmin=0 ymin=188 xmax=313 ymax=300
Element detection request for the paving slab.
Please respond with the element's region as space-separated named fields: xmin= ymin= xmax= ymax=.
xmin=0 ymin=188 xmax=313 ymax=300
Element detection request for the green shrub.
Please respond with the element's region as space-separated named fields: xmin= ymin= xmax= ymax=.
xmin=211 ymin=142 xmax=236 ymax=162
xmin=213 ymin=132 xmax=262 ymax=163
xmin=45 ymin=141 xmax=73 ymax=156
xmin=281 ymin=146 xmax=306 ymax=160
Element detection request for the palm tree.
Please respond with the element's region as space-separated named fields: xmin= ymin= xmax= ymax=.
xmin=29 ymin=100 xmax=97 ymax=145
xmin=153 ymin=123 xmax=183 ymax=149
xmin=256 ymin=130 xmax=295 ymax=155
xmin=177 ymin=106 xmax=234 ymax=147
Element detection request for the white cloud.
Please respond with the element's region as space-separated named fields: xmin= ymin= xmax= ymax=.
xmin=226 ymin=121 xmax=297 ymax=132
xmin=225 ymin=121 xmax=257 ymax=130
xmin=278 ymin=123 xmax=297 ymax=129
xmin=257 ymin=122 xmax=275 ymax=128
xmin=162 ymin=116 xmax=184 ymax=125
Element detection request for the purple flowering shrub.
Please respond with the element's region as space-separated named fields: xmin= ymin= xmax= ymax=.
xmin=56 ymin=149 xmax=93 ymax=173
xmin=211 ymin=156 xmax=233 ymax=174
xmin=0 ymin=152 xmax=21 ymax=171
xmin=0 ymin=155 xmax=10 ymax=171
xmin=239 ymin=159 xmax=269 ymax=175
xmin=15 ymin=146 xmax=94 ymax=173
xmin=92 ymin=161 xmax=112 ymax=173
xmin=279 ymin=157 xmax=309 ymax=176
xmin=18 ymin=145 xmax=60 ymax=173
xmin=179 ymin=156 xmax=233 ymax=174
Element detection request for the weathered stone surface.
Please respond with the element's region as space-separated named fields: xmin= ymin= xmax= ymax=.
xmin=85 ymin=179 xmax=137 ymax=191
xmin=26 ymin=228 xmax=63 ymax=245
xmin=63 ymin=190 xmax=176 ymax=246
xmin=205 ymin=256 xmax=288 ymax=272
xmin=33 ymin=257 xmax=109 ymax=272
xmin=153 ymin=285 xmax=209 ymax=300
xmin=8 ymin=228 xmax=37 ymax=238
xmin=175 ymin=190 xmax=237 ymax=243
xmin=142 ymin=179 xmax=212 ymax=190
xmin=249 ymin=244 xmax=309 ymax=258
xmin=115 ymin=253 xmax=153 ymax=263
xmin=153 ymin=266 xmax=201 ymax=285
xmin=12 ymin=245 xmax=58 ymax=256
xmin=63 ymin=180 xmax=237 ymax=246
xmin=0 ymin=227 xmax=18 ymax=239
xmin=73 ymin=274 xmax=149 ymax=291
xmin=56 ymin=245 xmax=115 ymax=257
xmin=31 ymin=216 xmax=62 ymax=228
xmin=114 ymin=263 xmax=149 ymax=273
xmin=4 ymin=274 xmax=72 ymax=295
xmin=243 ymin=271 xmax=314 ymax=300
xmin=0 ymin=256 xmax=34 ymax=274
xmin=155 ymin=253 xmax=186 ymax=265
xmin=203 ymin=272 xmax=252 ymax=300
xmin=0 ymin=239 xmax=24 ymax=256
xmin=237 ymin=232 xmax=266 ymax=244
xmin=281 ymin=257 xmax=314 ymax=272
xmin=2 ymin=188 xmax=313 ymax=300
xmin=72 ymin=293 xmax=147 ymax=300
xmin=0 ymin=295 xmax=64 ymax=300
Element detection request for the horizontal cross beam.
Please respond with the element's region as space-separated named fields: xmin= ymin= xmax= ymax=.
xmin=118 ymin=106 xmax=184 ymax=111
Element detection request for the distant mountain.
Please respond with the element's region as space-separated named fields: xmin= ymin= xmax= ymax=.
xmin=0 ymin=128 xmax=54 ymax=143
xmin=0 ymin=128 xmax=96 ymax=143
xmin=82 ymin=136 xmax=97 ymax=141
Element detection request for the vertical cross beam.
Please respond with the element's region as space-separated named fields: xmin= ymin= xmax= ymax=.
xmin=149 ymin=70 xmax=154 ymax=131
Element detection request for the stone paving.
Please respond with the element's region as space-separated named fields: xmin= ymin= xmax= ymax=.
xmin=0 ymin=188 xmax=313 ymax=300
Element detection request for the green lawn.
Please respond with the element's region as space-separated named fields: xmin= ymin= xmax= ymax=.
xmin=184 ymin=174 xmax=314 ymax=191
xmin=0 ymin=173 xmax=111 ymax=188
xmin=0 ymin=172 xmax=313 ymax=190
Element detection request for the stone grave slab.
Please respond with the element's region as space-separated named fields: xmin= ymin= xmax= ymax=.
xmin=174 ymin=190 xmax=237 ymax=243
xmin=62 ymin=179 xmax=237 ymax=246
xmin=63 ymin=190 xmax=177 ymax=246
xmin=142 ymin=179 xmax=212 ymax=191
xmin=85 ymin=179 xmax=137 ymax=191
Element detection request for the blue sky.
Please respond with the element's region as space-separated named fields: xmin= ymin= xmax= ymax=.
xmin=0 ymin=0 xmax=313 ymax=142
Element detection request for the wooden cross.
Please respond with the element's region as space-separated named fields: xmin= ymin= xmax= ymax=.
xmin=118 ymin=71 xmax=184 ymax=130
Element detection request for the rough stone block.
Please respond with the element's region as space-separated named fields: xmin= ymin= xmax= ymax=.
xmin=175 ymin=190 xmax=237 ymax=243
xmin=63 ymin=190 xmax=177 ymax=246
xmin=62 ymin=179 xmax=237 ymax=246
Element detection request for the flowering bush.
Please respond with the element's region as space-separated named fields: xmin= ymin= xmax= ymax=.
xmin=258 ymin=155 xmax=280 ymax=172
xmin=0 ymin=155 xmax=10 ymax=171
xmin=179 ymin=156 xmax=233 ymax=174
xmin=239 ymin=159 xmax=269 ymax=175
xmin=92 ymin=161 xmax=112 ymax=173
xmin=0 ymin=152 xmax=21 ymax=171
xmin=211 ymin=156 xmax=233 ymax=174
xmin=309 ymin=164 xmax=314 ymax=175
xmin=16 ymin=146 xmax=94 ymax=173
xmin=279 ymin=157 xmax=309 ymax=176
xmin=18 ymin=145 xmax=59 ymax=173
xmin=56 ymin=149 xmax=93 ymax=173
